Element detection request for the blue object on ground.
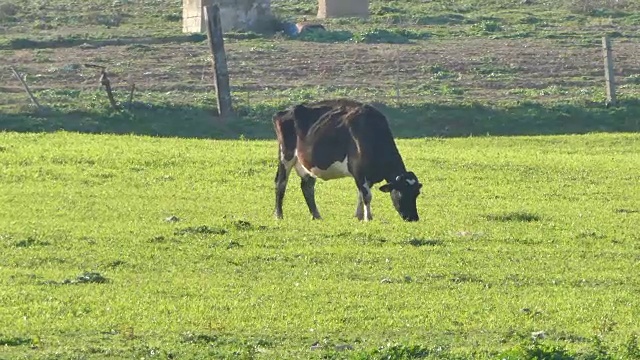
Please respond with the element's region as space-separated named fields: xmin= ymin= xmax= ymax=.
xmin=282 ymin=22 xmax=299 ymax=36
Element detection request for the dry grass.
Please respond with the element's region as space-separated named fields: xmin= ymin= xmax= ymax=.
xmin=568 ymin=0 xmax=628 ymax=14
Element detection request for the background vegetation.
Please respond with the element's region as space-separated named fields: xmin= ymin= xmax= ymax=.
xmin=1 ymin=0 xmax=639 ymax=137
xmin=1 ymin=0 xmax=639 ymax=359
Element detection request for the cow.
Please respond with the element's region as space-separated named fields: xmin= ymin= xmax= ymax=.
xmin=272 ymin=98 xmax=422 ymax=222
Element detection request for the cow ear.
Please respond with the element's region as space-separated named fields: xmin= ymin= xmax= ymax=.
xmin=292 ymin=104 xmax=310 ymax=120
xmin=379 ymin=183 xmax=393 ymax=193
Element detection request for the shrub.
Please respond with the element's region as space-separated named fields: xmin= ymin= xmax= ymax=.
xmin=0 ymin=2 xmax=19 ymax=22
xmin=567 ymin=0 xmax=627 ymax=14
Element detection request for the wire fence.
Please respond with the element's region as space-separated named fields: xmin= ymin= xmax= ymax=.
xmin=2 ymin=30 xmax=640 ymax=112
xmin=212 ymin=36 xmax=639 ymax=108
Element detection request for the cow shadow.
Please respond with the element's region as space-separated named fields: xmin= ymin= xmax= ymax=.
xmin=1 ymin=99 xmax=638 ymax=139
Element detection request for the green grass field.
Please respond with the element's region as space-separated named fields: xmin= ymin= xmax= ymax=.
xmin=1 ymin=0 xmax=640 ymax=358
xmin=1 ymin=131 xmax=639 ymax=359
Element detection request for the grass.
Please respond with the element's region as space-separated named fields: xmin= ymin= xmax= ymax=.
xmin=1 ymin=0 xmax=638 ymax=45
xmin=1 ymin=91 xmax=639 ymax=139
xmin=1 ymin=131 xmax=639 ymax=359
xmin=1 ymin=0 xmax=640 ymax=357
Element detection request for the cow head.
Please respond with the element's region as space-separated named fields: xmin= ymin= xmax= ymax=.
xmin=379 ymin=171 xmax=422 ymax=222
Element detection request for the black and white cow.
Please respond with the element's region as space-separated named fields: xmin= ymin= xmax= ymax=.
xmin=272 ymin=98 xmax=422 ymax=222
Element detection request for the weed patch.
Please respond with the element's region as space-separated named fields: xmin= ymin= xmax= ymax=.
xmin=0 ymin=336 xmax=33 ymax=347
xmin=500 ymin=341 xmax=574 ymax=360
xmin=41 ymin=272 xmax=109 ymax=285
xmin=428 ymin=64 xmax=459 ymax=80
xmin=149 ymin=235 xmax=173 ymax=243
xmin=105 ymin=260 xmax=126 ymax=269
xmin=576 ymin=230 xmax=606 ymax=239
xmin=84 ymin=11 xmax=127 ymax=27
xmin=295 ymin=28 xmax=429 ymax=44
xmin=225 ymin=240 xmax=242 ymax=249
xmin=174 ymin=225 xmax=228 ymax=236
xmin=369 ymin=343 xmax=443 ymax=359
xmin=296 ymin=29 xmax=353 ymax=43
xmin=450 ymin=273 xmax=484 ymax=284
xmin=486 ymin=212 xmax=542 ymax=222
xmin=353 ymin=29 xmax=412 ymax=44
xmin=407 ymin=238 xmax=443 ymax=247
xmin=470 ymin=20 xmax=503 ymax=34
xmin=230 ymin=220 xmax=267 ymax=231
xmin=181 ymin=332 xmax=218 ymax=345
xmin=13 ymin=237 xmax=50 ymax=248
xmin=615 ymin=208 xmax=638 ymax=214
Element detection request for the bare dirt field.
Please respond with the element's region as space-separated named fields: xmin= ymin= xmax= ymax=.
xmin=2 ymin=37 xmax=639 ymax=105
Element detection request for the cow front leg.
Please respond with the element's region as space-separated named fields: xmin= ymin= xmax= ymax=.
xmin=274 ymin=160 xmax=292 ymax=219
xmin=357 ymin=182 xmax=373 ymax=221
xmin=300 ymin=175 xmax=322 ymax=220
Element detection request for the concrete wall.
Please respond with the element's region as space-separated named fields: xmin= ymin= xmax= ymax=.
xmin=183 ymin=0 xmax=272 ymax=33
xmin=317 ymin=0 xmax=369 ymax=19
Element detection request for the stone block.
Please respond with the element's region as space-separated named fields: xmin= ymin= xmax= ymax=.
xmin=182 ymin=0 xmax=273 ymax=33
xmin=317 ymin=0 xmax=369 ymax=19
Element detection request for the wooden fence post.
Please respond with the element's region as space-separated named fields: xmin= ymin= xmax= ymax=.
xmin=84 ymin=64 xmax=120 ymax=111
xmin=10 ymin=66 xmax=42 ymax=110
xmin=204 ymin=4 xmax=233 ymax=119
xmin=602 ymin=36 xmax=616 ymax=107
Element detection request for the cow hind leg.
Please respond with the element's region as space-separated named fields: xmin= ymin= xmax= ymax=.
xmin=274 ymin=159 xmax=293 ymax=220
xmin=300 ymin=175 xmax=322 ymax=220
